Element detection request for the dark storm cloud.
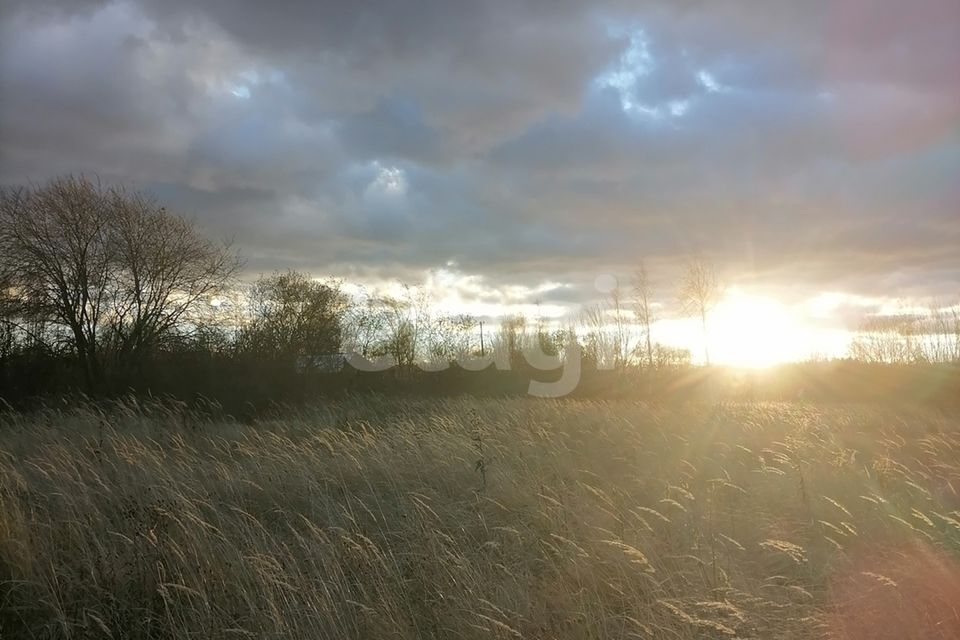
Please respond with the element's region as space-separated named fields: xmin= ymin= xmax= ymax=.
xmin=1 ymin=0 xmax=958 ymax=301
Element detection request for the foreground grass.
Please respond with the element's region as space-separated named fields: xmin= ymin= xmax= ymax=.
xmin=2 ymin=397 xmax=959 ymax=639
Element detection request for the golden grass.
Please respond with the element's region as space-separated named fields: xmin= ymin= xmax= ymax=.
xmin=2 ymin=397 xmax=959 ymax=639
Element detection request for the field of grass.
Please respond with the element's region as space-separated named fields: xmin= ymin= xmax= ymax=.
xmin=2 ymin=397 xmax=960 ymax=639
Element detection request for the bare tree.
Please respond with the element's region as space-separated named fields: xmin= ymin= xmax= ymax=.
xmin=0 ymin=265 xmax=15 ymax=363
xmin=578 ymin=280 xmax=637 ymax=370
xmin=847 ymin=301 xmax=960 ymax=365
xmin=609 ymin=284 xmax=632 ymax=369
xmin=848 ymin=315 xmax=923 ymax=364
xmin=678 ymin=257 xmax=721 ymax=365
xmin=342 ymin=287 xmax=387 ymax=358
xmin=495 ymin=313 xmax=528 ymax=367
xmin=632 ymin=261 xmax=655 ymax=369
xmin=580 ymin=303 xmax=620 ymax=369
xmin=104 ymin=190 xmax=239 ymax=367
xmin=236 ymin=271 xmax=346 ymax=364
xmin=652 ymin=343 xmax=691 ymax=368
xmin=922 ymin=301 xmax=960 ymax=363
xmin=0 ymin=176 xmax=239 ymax=389
xmin=378 ymin=285 xmax=430 ymax=368
xmin=0 ymin=179 xmax=112 ymax=386
xmin=533 ymin=302 xmax=562 ymax=358
xmin=428 ymin=313 xmax=478 ymax=362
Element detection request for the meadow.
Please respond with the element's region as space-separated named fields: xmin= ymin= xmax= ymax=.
xmin=2 ymin=397 xmax=959 ymax=639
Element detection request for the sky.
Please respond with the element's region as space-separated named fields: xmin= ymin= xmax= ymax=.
xmin=1 ymin=0 xmax=958 ymax=360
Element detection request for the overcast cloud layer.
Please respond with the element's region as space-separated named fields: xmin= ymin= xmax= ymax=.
xmin=1 ymin=0 xmax=958 ymax=307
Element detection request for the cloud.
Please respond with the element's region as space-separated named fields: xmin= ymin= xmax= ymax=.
xmin=1 ymin=0 xmax=958 ymax=310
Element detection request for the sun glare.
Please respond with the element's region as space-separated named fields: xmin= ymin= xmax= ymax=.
xmin=708 ymin=291 xmax=809 ymax=367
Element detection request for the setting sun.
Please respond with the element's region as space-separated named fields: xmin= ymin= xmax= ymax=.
xmin=708 ymin=291 xmax=809 ymax=367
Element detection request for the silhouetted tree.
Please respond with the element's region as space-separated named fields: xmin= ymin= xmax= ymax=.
xmin=0 ymin=176 xmax=239 ymax=389
xmin=533 ymin=303 xmax=561 ymax=358
xmin=609 ymin=283 xmax=631 ymax=369
xmin=104 ymin=190 xmax=240 ymax=370
xmin=378 ymin=285 xmax=430 ymax=368
xmin=236 ymin=271 xmax=346 ymax=365
xmin=848 ymin=315 xmax=923 ymax=364
xmin=847 ymin=302 xmax=960 ymax=364
xmin=927 ymin=302 xmax=960 ymax=362
xmin=652 ymin=343 xmax=692 ymax=368
xmin=342 ymin=287 xmax=387 ymax=358
xmin=580 ymin=281 xmax=637 ymax=370
xmin=0 ymin=266 xmax=15 ymax=363
xmin=632 ymin=261 xmax=656 ymax=369
xmin=495 ymin=314 xmax=529 ymax=367
xmin=678 ymin=257 xmax=720 ymax=365
xmin=580 ymin=304 xmax=618 ymax=369
xmin=428 ymin=314 xmax=479 ymax=363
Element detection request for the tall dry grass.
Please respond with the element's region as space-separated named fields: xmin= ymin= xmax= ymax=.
xmin=2 ymin=396 xmax=959 ymax=639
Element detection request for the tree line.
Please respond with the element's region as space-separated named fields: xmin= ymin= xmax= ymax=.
xmin=2 ymin=176 xmax=957 ymax=406
xmin=849 ymin=308 xmax=960 ymax=364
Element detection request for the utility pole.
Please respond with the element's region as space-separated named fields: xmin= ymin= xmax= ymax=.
xmin=479 ymin=320 xmax=485 ymax=357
